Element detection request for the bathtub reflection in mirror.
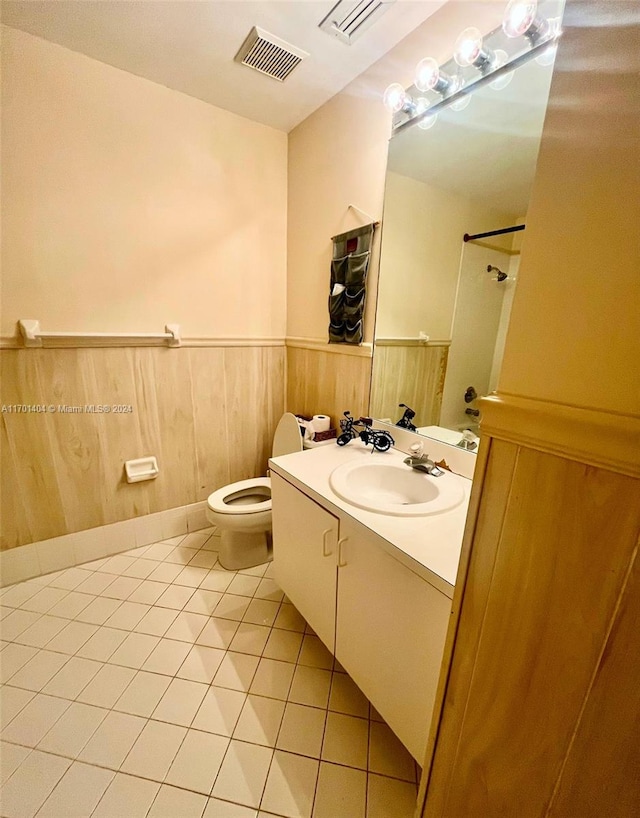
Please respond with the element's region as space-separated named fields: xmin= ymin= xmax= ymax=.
xmin=370 ymin=42 xmax=557 ymax=452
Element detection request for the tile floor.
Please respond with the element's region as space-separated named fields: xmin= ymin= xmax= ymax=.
xmin=0 ymin=528 xmax=420 ymax=818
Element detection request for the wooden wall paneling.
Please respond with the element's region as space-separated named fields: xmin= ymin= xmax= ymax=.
xmin=86 ymin=348 xmax=149 ymax=524
xmin=151 ymin=349 xmax=198 ymax=509
xmin=425 ymin=446 xmax=640 ymax=817
xmin=189 ymin=347 xmax=231 ymax=500
xmin=132 ymin=348 xmax=168 ymax=514
xmin=34 ymin=349 xmax=106 ymax=533
xmin=422 ymin=437 xmax=518 ymax=815
xmin=548 ymin=543 xmax=640 ymax=818
xmin=0 ymin=413 xmax=32 ymax=549
xmin=0 ymin=351 xmax=66 ymax=544
xmin=286 ymin=346 xmax=371 ymax=429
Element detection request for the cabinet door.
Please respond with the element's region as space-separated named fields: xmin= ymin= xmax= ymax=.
xmin=271 ymin=474 xmax=339 ymax=652
xmin=335 ymin=517 xmax=451 ymax=761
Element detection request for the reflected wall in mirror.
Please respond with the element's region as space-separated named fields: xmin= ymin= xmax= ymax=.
xmin=371 ymin=5 xmax=561 ymax=451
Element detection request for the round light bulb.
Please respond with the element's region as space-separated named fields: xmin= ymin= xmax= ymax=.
xmin=414 ymin=58 xmax=440 ymax=92
xmin=383 ymin=83 xmax=407 ymax=113
xmin=454 ymin=27 xmax=484 ymax=67
xmin=502 ymin=0 xmax=538 ymax=38
xmin=535 ymin=42 xmax=558 ymax=66
xmin=417 ymin=112 xmax=438 ymax=131
xmin=450 ymin=94 xmax=472 ymax=112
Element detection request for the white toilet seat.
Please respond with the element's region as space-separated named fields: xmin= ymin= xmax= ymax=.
xmin=207 ymin=477 xmax=271 ymax=516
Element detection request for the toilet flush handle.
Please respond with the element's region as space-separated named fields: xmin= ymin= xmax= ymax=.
xmin=322 ymin=528 xmax=333 ymax=557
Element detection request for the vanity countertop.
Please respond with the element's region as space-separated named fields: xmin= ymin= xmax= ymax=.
xmin=270 ymin=441 xmax=471 ymax=598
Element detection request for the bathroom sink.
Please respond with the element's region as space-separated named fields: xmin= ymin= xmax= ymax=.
xmin=329 ymin=459 xmax=465 ymax=517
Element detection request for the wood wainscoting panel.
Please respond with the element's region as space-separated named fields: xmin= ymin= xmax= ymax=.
xmin=286 ymin=345 xmax=371 ymax=429
xmin=423 ymin=444 xmax=640 ymax=818
xmin=370 ymin=343 xmax=448 ymax=427
xmin=0 ymin=345 xmax=285 ymax=550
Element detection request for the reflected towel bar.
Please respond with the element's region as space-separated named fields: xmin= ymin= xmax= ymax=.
xmin=18 ymin=319 xmax=181 ymax=348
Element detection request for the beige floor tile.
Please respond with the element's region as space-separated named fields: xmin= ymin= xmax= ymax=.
xmin=101 ymin=555 xmax=138 ymax=575
xmin=0 ymin=748 xmax=71 ymax=818
xmin=233 ymin=694 xmax=286 ymax=747
xmin=148 ymin=783 xmax=209 ymax=817
xmin=297 ymin=635 xmax=334 ymax=670
xmin=155 ymin=584 xmax=196 ymax=610
xmin=164 ymin=610 xmax=209 ymax=643
xmin=211 ymin=739 xmax=273 ymax=809
xmin=37 ymin=701 xmax=108 ymax=757
xmin=366 ymin=773 xmax=418 ymax=818
xmin=199 ymin=570 xmax=235 ymax=593
xmin=152 ymin=677 xmax=208 ymax=726
xmin=108 ymin=632 xmax=160 ymax=668
xmin=276 ymin=702 xmax=326 ymax=758
xmin=227 ymin=574 xmax=262 ymax=597
xmin=74 ymin=573 xmax=117 ymax=596
xmin=143 ymin=543 xmax=177 ymax=561
xmin=229 ymin=622 xmax=271 ymax=656
xmin=214 ymin=594 xmax=252 ymax=622
xmin=142 ymin=638 xmax=192 ymax=676
xmin=5 ymin=649 xmax=69 ymax=692
xmin=254 ymin=578 xmax=285 ymax=603
xmin=120 ymin=719 xmax=187 ymax=781
xmin=328 ymin=672 xmax=369 ymax=718
xmin=0 ymin=643 xmax=39 ymax=683
xmin=204 ymin=798 xmax=258 ymax=817
xmin=148 ymin=562 xmax=185 ymax=584
xmin=321 ymin=712 xmax=369 ymax=769
xmin=164 ymin=546 xmax=199 ymax=566
xmin=249 ymin=658 xmax=295 ymax=700
xmin=42 ymin=655 xmax=102 ymax=699
xmin=263 ymin=629 xmax=303 ymax=664
xmin=177 ymin=644 xmax=226 ymax=683
xmin=37 ymin=760 xmax=115 ymax=817
xmin=261 ymin=750 xmax=319 ymax=818
xmin=273 ymin=604 xmax=306 ymax=633
xmin=99 ymin=575 xmax=143 ymax=600
xmin=174 ymin=565 xmax=210 ymax=588
xmin=288 ymin=666 xmax=331 ymax=709
xmin=74 ymin=596 xmax=122 ymax=625
xmin=78 ymin=710 xmax=146 ymax=769
xmin=0 ymin=740 xmax=31 ymax=785
xmin=188 ymin=550 xmax=218 ymax=569
xmin=184 ymin=588 xmax=223 ymax=615
xmin=197 ymin=617 xmax=240 ymax=649
xmin=47 ymin=568 xmax=95 ymax=591
xmin=103 ymin=600 xmax=150 ymax=630
xmin=134 ymin=605 xmax=179 ymax=636
xmin=0 ymin=583 xmax=42 ymax=608
xmin=122 ymin=558 xmax=162 ymax=579
xmin=43 ymin=591 xmax=94 ymax=620
xmin=243 ymin=599 xmax=280 ymax=627
xmin=192 ymin=686 xmax=246 ymax=737
xmin=213 ymin=652 xmax=260 ymax=692
xmin=76 ymin=626 xmax=128 ymax=661
xmin=14 ymin=615 xmax=69 ymax=648
xmin=368 ymin=721 xmax=417 ymax=782
xmin=165 ymin=728 xmax=229 ymax=793
xmin=238 ymin=563 xmax=269 ymax=578
xmin=0 ymin=686 xmax=35 ymax=729
xmin=92 ymin=771 xmax=161 ymax=818
xmin=0 ymin=608 xmax=42 ymax=640
xmin=127 ymin=580 xmax=170 ymax=605
xmin=77 ymin=664 xmax=137 ymax=708
xmin=44 ymin=620 xmax=98 ymax=655
xmin=1 ymin=693 xmax=70 ymax=747
xmin=20 ymin=586 xmax=69 ymax=614
xmin=113 ymin=670 xmax=171 ymax=717
xmin=312 ymin=761 xmax=366 ymax=818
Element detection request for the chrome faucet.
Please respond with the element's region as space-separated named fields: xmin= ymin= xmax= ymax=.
xmin=403 ymin=443 xmax=444 ymax=477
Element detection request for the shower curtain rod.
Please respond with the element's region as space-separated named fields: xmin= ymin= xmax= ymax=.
xmin=464 ymin=224 xmax=525 ymax=242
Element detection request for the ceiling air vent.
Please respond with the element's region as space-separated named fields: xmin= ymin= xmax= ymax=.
xmin=235 ymin=27 xmax=309 ymax=82
xmin=319 ymin=0 xmax=396 ymax=45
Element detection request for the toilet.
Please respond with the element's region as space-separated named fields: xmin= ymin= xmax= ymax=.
xmin=206 ymin=413 xmax=303 ymax=570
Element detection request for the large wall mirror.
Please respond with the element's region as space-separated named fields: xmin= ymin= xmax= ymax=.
xmin=370 ymin=4 xmax=561 ymax=451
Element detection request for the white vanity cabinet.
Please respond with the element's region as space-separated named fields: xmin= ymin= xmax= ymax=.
xmin=271 ymin=473 xmax=339 ymax=652
xmin=271 ymin=471 xmax=452 ymax=761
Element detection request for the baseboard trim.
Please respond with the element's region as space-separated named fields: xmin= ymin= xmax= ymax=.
xmin=0 ymin=502 xmax=213 ymax=587
xmin=480 ymin=393 xmax=640 ymax=478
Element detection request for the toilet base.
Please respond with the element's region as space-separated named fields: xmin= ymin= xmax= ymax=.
xmin=218 ymin=529 xmax=272 ymax=571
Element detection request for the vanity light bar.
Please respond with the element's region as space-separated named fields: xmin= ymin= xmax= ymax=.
xmin=383 ymin=0 xmax=562 ymax=134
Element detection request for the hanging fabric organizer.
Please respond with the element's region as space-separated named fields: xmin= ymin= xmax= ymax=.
xmin=328 ymin=223 xmax=375 ymax=345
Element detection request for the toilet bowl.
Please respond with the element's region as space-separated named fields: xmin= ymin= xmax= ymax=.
xmin=206 ymin=413 xmax=303 ymax=570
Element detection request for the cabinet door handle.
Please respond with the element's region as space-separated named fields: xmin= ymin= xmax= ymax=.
xmin=322 ymin=528 xmax=333 ymax=557
xmin=337 ymin=537 xmax=348 ymax=567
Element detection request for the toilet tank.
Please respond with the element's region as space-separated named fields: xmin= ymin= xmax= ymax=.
xmin=272 ymin=413 xmax=304 ymax=458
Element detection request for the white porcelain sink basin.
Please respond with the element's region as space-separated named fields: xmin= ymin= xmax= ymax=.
xmin=329 ymin=458 xmax=465 ymax=517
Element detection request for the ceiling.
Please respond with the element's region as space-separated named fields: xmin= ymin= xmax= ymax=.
xmin=2 ymin=0 xmax=448 ymax=132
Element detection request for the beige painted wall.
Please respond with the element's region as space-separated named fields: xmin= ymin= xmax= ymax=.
xmin=497 ymin=10 xmax=640 ymax=416
xmin=1 ymin=26 xmax=287 ymax=340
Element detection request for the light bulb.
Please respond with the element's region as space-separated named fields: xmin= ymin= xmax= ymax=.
xmin=417 ymin=112 xmax=438 ymax=131
xmin=502 ymin=0 xmax=538 ymax=38
xmin=535 ymin=42 xmax=557 ymax=66
xmin=450 ymin=94 xmax=472 ymax=112
xmin=454 ymin=27 xmax=494 ymax=71
xmin=489 ymin=50 xmax=515 ymax=90
xmin=415 ymin=58 xmax=457 ymax=96
xmin=383 ymin=83 xmax=408 ymax=113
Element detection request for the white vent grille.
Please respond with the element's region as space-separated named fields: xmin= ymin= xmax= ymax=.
xmin=235 ymin=27 xmax=308 ymax=82
xmin=319 ymin=0 xmax=396 ymax=45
